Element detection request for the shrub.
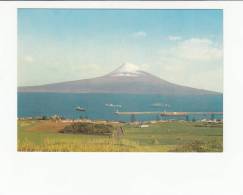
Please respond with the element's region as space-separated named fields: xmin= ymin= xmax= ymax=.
xmin=60 ymin=122 xmax=114 ymax=136
xmin=42 ymin=116 xmax=48 ymax=120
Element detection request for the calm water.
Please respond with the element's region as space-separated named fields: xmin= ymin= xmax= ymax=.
xmin=18 ymin=93 xmax=223 ymax=121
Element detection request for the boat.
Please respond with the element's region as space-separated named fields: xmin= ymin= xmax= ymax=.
xmin=75 ymin=107 xmax=86 ymax=112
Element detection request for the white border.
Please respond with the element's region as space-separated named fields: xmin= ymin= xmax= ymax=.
xmin=0 ymin=1 xmax=238 ymax=8
xmin=1 ymin=2 xmax=243 ymax=195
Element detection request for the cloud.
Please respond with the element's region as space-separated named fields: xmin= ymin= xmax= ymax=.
xmin=161 ymin=38 xmax=222 ymax=62
xmin=23 ymin=56 xmax=34 ymax=63
xmin=132 ymin=31 xmax=147 ymax=38
xmin=168 ymin=36 xmax=181 ymax=41
xmin=156 ymin=38 xmax=223 ymax=92
xmin=176 ymin=38 xmax=222 ymax=61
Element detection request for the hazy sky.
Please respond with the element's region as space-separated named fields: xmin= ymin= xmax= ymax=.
xmin=18 ymin=9 xmax=223 ymax=92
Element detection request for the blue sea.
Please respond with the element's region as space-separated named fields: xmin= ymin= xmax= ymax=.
xmin=17 ymin=93 xmax=223 ymax=122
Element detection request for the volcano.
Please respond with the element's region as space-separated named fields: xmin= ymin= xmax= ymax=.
xmin=18 ymin=63 xmax=220 ymax=95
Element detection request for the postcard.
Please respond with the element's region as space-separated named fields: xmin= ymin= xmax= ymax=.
xmin=17 ymin=8 xmax=223 ymax=152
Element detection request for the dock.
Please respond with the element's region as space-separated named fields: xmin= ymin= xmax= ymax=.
xmin=115 ymin=111 xmax=223 ymax=116
xmin=115 ymin=111 xmax=161 ymax=115
xmin=115 ymin=111 xmax=223 ymax=121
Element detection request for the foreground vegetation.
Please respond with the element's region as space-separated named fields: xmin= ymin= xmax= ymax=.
xmin=18 ymin=120 xmax=223 ymax=152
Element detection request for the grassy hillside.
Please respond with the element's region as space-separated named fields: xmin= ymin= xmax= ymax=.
xmin=17 ymin=120 xmax=223 ymax=152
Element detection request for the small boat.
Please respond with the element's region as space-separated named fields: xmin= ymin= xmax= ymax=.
xmin=105 ymin=103 xmax=122 ymax=108
xmin=75 ymin=107 xmax=86 ymax=111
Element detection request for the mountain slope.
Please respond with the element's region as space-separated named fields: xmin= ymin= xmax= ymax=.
xmin=18 ymin=63 xmax=220 ymax=95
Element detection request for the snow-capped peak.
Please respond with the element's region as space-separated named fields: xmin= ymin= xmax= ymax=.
xmin=115 ymin=62 xmax=139 ymax=73
xmin=108 ymin=62 xmax=144 ymax=77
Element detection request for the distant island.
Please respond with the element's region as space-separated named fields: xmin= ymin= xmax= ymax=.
xmin=18 ymin=63 xmax=220 ymax=96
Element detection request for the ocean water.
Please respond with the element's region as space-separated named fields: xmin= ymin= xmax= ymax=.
xmin=17 ymin=93 xmax=223 ymax=122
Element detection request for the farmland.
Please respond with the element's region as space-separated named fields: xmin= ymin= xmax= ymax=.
xmin=18 ymin=119 xmax=223 ymax=152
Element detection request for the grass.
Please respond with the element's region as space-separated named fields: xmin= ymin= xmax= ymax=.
xmin=17 ymin=120 xmax=223 ymax=152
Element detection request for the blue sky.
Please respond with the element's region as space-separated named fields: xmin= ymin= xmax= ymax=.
xmin=18 ymin=9 xmax=223 ymax=92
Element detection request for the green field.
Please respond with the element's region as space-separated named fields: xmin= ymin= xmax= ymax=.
xmin=18 ymin=120 xmax=223 ymax=152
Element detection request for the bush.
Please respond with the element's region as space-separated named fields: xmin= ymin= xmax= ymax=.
xmin=42 ymin=116 xmax=48 ymax=120
xmin=60 ymin=122 xmax=114 ymax=135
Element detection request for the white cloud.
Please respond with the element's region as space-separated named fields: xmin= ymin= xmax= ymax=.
xmin=156 ymin=38 xmax=223 ymax=92
xmin=23 ymin=56 xmax=34 ymax=63
xmin=132 ymin=31 xmax=147 ymax=38
xmin=168 ymin=36 xmax=181 ymax=41
xmin=176 ymin=38 xmax=222 ymax=61
xmin=161 ymin=38 xmax=222 ymax=62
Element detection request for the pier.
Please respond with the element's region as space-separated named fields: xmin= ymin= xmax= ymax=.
xmin=115 ymin=111 xmax=223 ymax=121
xmin=115 ymin=111 xmax=223 ymax=116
